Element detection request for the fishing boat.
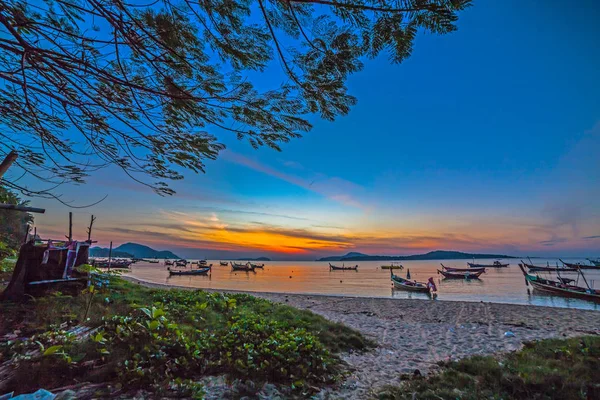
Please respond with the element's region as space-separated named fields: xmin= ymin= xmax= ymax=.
xmin=168 ymin=267 xmax=210 ymax=276
xmin=231 ymin=262 xmax=255 ymax=272
xmin=560 ymin=259 xmax=600 ymax=270
xmin=390 ymin=269 xmax=436 ymax=294
xmin=518 ymin=264 xmax=600 ymax=302
xmin=380 ymin=262 xmax=403 ymax=270
xmin=520 ymin=260 xmax=578 ymax=273
xmin=165 ymin=260 xmax=174 ymax=266
xmin=329 ymin=263 xmax=358 ymax=271
xmin=175 ymin=259 xmax=187 ymax=267
xmin=147 ymin=259 xmax=160 ymax=264
xmin=440 ymin=263 xmax=485 ymax=273
xmin=588 ymin=259 xmax=600 ymax=267
xmin=438 ymin=269 xmax=483 ymax=279
xmin=249 ymin=263 xmax=264 ymax=268
xmin=219 ymin=261 xmax=229 ymax=266
xmin=467 ymin=261 xmax=509 ymax=268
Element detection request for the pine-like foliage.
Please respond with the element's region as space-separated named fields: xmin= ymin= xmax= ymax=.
xmin=0 ymin=0 xmax=471 ymax=196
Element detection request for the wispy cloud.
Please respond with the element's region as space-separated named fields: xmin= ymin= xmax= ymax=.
xmin=539 ymin=237 xmax=568 ymax=246
xmin=583 ymin=235 xmax=600 ymax=240
xmin=191 ymin=206 xmax=311 ymax=221
xmin=222 ymin=150 xmax=369 ymax=210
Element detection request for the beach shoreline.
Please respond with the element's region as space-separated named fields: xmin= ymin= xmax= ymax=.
xmin=124 ymin=275 xmax=600 ymax=399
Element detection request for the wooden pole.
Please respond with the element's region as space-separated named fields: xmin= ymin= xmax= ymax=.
xmin=68 ymin=212 xmax=73 ymax=242
xmin=33 ymin=227 xmax=37 ymax=241
xmin=0 ymin=150 xmax=18 ymax=179
xmin=87 ymin=215 xmax=96 ymax=241
xmin=108 ymin=241 xmax=113 ymax=271
xmin=0 ymin=204 xmax=45 ymax=213
xmin=23 ymin=224 xmax=31 ymax=243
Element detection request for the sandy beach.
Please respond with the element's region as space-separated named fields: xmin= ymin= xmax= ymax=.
xmin=124 ymin=276 xmax=600 ymax=399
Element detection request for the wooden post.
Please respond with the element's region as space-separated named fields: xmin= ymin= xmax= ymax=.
xmin=68 ymin=212 xmax=73 ymax=242
xmin=0 ymin=150 xmax=18 ymax=179
xmin=22 ymin=224 xmax=31 ymax=243
xmin=108 ymin=241 xmax=113 ymax=271
xmin=87 ymin=215 xmax=96 ymax=241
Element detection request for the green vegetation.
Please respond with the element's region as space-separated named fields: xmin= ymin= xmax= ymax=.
xmin=378 ymin=336 xmax=600 ymax=400
xmin=0 ymin=276 xmax=370 ymax=396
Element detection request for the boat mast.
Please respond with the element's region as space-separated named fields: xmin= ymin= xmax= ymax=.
xmin=577 ymin=267 xmax=594 ymax=292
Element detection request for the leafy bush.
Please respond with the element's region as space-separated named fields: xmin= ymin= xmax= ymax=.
xmin=1 ymin=280 xmax=369 ymax=395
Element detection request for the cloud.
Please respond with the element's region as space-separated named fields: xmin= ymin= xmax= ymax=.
xmin=191 ymin=206 xmax=311 ymax=221
xmin=222 ymin=150 xmax=369 ymax=210
xmin=583 ymin=235 xmax=600 ymax=240
xmin=539 ymin=237 xmax=568 ymax=246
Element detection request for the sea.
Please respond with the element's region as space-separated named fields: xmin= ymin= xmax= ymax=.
xmin=126 ymin=258 xmax=600 ymax=311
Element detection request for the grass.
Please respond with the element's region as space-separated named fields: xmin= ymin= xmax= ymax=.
xmin=377 ymin=336 xmax=600 ymax=400
xmin=0 ymin=257 xmax=16 ymax=282
xmin=0 ymin=273 xmax=371 ymax=397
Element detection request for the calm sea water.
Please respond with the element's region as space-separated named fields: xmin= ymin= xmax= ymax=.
xmin=127 ymin=258 xmax=600 ymax=311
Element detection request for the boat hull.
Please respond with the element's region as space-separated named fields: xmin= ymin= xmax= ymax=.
xmin=391 ymin=274 xmax=431 ymax=293
xmin=438 ymin=270 xmax=483 ymax=279
xmin=168 ymin=267 xmax=210 ymax=276
xmin=468 ymin=262 xmax=509 ymax=268
xmin=441 ymin=264 xmax=485 ymax=273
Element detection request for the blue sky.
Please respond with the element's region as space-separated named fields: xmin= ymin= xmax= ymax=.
xmin=16 ymin=0 xmax=600 ymax=259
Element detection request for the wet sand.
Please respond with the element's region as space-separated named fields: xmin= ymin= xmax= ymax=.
xmin=124 ymin=276 xmax=600 ymax=399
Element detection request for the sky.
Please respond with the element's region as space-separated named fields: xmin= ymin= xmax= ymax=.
xmin=8 ymin=0 xmax=600 ymax=260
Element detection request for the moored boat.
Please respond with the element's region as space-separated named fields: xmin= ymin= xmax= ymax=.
xmin=440 ymin=263 xmax=485 ymax=273
xmin=329 ymin=263 xmax=358 ymax=271
xmin=520 ymin=260 xmax=578 ymax=273
xmin=219 ymin=261 xmax=229 ymax=266
xmin=175 ymin=259 xmax=188 ymax=267
xmin=250 ymin=263 xmax=264 ymax=268
xmin=438 ymin=269 xmax=483 ymax=279
xmin=231 ymin=262 xmax=255 ymax=272
xmin=518 ymin=264 xmax=600 ymax=302
xmin=468 ymin=261 xmax=509 ymax=268
xmin=588 ymin=259 xmax=600 ymax=267
xmin=168 ymin=267 xmax=210 ymax=276
xmin=560 ymin=259 xmax=600 ymax=270
xmin=390 ymin=269 xmax=436 ymax=294
xmin=381 ymin=262 xmax=403 ymax=270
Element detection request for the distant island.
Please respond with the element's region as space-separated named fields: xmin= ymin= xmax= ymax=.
xmin=90 ymin=242 xmax=180 ymax=259
xmin=236 ymin=257 xmax=271 ymax=261
xmin=317 ymin=250 xmax=516 ymax=262
xmin=89 ymin=248 xmax=133 ymax=258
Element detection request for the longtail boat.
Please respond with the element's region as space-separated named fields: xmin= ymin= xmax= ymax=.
xmin=175 ymin=259 xmax=188 ymax=267
xmin=231 ymin=262 xmax=255 ymax=272
xmin=560 ymin=259 xmax=600 ymax=270
xmin=390 ymin=269 xmax=435 ymax=294
xmin=518 ymin=264 xmax=600 ymax=302
xmin=329 ymin=263 xmax=358 ymax=271
xmin=381 ymin=262 xmax=403 ymax=270
xmin=219 ymin=261 xmax=229 ymax=266
xmin=520 ymin=260 xmax=577 ymax=273
xmin=168 ymin=267 xmax=210 ymax=276
xmin=438 ymin=269 xmax=483 ymax=279
xmin=467 ymin=261 xmax=509 ymax=268
xmin=440 ymin=263 xmax=485 ymax=273
xmin=250 ymin=263 xmax=264 ymax=268
xmin=165 ymin=260 xmax=174 ymax=266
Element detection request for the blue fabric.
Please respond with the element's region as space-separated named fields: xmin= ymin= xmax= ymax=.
xmin=11 ymin=389 xmax=55 ymax=400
